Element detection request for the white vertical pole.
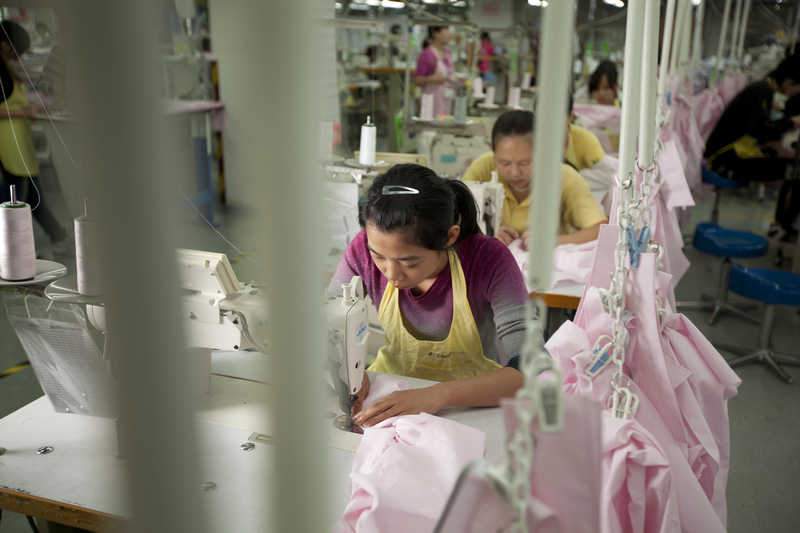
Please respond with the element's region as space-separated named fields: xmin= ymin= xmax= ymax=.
xmin=659 ymin=0 xmax=678 ymax=98
xmin=715 ymin=0 xmax=733 ymax=80
xmin=63 ymin=0 xmax=206 ymax=530
xmin=680 ymin=1 xmax=692 ymax=67
xmin=618 ymin=0 xmax=646 ymax=184
xmin=692 ymin=0 xmax=706 ymax=66
xmin=639 ymin=0 xmax=661 ymax=168
xmin=792 ymin=6 xmax=800 ymax=54
xmin=729 ymin=0 xmax=743 ymax=62
xmin=670 ymin=0 xmax=688 ymax=75
xmin=737 ymin=0 xmax=751 ymax=60
xmin=527 ymin=0 xmax=575 ymax=290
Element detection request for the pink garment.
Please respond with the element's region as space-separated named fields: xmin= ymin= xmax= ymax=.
xmin=337 ymin=413 xmax=485 ymax=532
xmin=694 ymin=88 xmax=726 ymax=143
xmin=665 ymin=93 xmax=704 ymax=194
xmin=479 ymin=40 xmax=494 ymax=73
xmin=573 ymin=103 xmax=622 ymax=155
xmin=718 ymin=73 xmax=745 ymax=105
xmin=501 ymin=394 xmax=603 ymax=533
xmin=508 ymin=239 xmax=596 ymax=291
xmin=546 ymin=225 xmax=734 ymax=532
xmin=436 ymin=464 xmax=559 ymax=533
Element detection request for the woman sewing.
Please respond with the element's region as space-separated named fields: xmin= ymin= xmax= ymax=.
xmin=463 ymin=109 xmax=608 ymax=249
xmin=328 ymin=164 xmax=527 ymax=427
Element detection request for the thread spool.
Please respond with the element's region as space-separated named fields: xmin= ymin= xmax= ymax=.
xmin=75 ymin=200 xmax=103 ymax=296
xmin=472 ymin=76 xmax=484 ymax=97
xmin=420 ymin=93 xmax=435 ymax=120
xmin=522 ymin=72 xmax=532 ymax=90
xmin=508 ymin=87 xmax=522 ymax=109
xmin=358 ymin=116 xmax=376 ymax=166
xmin=0 ymin=185 xmax=36 ymax=281
xmin=485 ymin=86 xmax=496 ymax=106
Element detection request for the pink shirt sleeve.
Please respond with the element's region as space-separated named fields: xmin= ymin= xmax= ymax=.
xmin=414 ymin=48 xmax=436 ymax=78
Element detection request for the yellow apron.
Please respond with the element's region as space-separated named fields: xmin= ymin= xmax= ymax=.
xmin=0 ymin=81 xmax=39 ymax=176
xmin=368 ymin=248 xmax=502 ymax=382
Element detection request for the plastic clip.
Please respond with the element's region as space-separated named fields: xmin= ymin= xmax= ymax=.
xmin=626 ymin=225 xmax=650 ymax=268
xmin=585 ymin=335 xmax=614 ymax=379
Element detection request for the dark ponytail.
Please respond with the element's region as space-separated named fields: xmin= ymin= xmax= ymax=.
xmin=423 ymin=25 xmax=446 ymax=50
xmin=360 ymin=164 xmax=482 ymax=250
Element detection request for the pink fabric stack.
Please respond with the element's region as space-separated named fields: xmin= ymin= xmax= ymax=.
xmin=573 ymin=103 xmax=622 ymax=155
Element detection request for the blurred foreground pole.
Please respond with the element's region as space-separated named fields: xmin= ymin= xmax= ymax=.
xmin=62 ymin=1 xmax=206 ymax=531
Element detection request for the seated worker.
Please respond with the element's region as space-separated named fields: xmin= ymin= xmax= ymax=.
xmin=328 ymin=164 xmax=527 ymax=427
xmin=588 ymin=60 xmax=620 ymax=107
xmin=463 ymin=109 xmax=608 ymax=248
xmin=705 ymin=53 xmax=800 ymax=182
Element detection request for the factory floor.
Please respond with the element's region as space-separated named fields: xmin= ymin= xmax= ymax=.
xmin=0 ymin=181 xmax=798 ymax=533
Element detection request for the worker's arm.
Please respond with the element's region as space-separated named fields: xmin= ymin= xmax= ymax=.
xmin=0 ymin=102 xmax=35 ymax=119
xmin=353 ymin=367 xmax=523 ymax=426
xmin=414 ymin=73 xmax=446 ymax=86
xmin=556 ymin=221 xmax=605 ymax=245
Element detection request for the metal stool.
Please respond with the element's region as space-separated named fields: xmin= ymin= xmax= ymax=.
xmin=714 ymin=264 xmax=800 ymax=383
xmin=678 ymin=222 xmax=768 ymax=325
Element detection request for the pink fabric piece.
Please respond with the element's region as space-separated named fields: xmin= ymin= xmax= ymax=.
xmin=508 ymin=239 xmax=596 ymax=290
xmin=573 ymin=103 xmax=622 ymax=155
xmin=665 ymin=94 xmax=704 ymax=194
xmin=718 ymin=73 xmax=745 ymax=105
xmin=362 ymin=373 xmax=410 ymax=411
xmin=657 ymin=139 xmax=695 ymax=210
xmin=435 ymin=461 xmax=559 ymax=533
xmin=694 ymin=88 xmax=726 ymax=143
xmin=337 ymin=413 xmax=485 ymax=533
xmin=500 ymin=394 xmax=603 ymax=533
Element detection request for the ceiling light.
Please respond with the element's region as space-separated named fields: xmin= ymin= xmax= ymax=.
xmin=381 ymin=0 xmax=405 ymax=7
xmin=528 ymin=0 xmax=548 ymax=6
xmin=603 ymin=0 xmax=624 ymax=6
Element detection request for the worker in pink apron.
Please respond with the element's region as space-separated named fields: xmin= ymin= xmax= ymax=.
xmin=414 ymin=26 xmax=455 ymax=117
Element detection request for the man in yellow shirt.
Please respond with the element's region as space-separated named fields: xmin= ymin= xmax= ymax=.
xmin=462 ymin=109 xmax=607 ymax=248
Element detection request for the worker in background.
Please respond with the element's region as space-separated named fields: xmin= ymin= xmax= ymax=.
xmin=478 ymin=31 xmax=497 ymax=85
xmin=587 ymin=60 xmax=619 ymax=107
xmin=329 ymin=165 xmax=527 ymax=427
xmin=414 ymin=26 xmax=455 ymax=117
xmin=565 ymin=93 xmax=606 ymax=171
xmin=0 ymin=21 xmax=69 ymax=256
xmin=705 ymin=54 xmax=800 ymax=183
xmin=463 ymin=109 xmax=608 ymax=249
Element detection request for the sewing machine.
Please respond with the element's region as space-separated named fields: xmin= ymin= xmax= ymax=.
xmin=176 ymin=249 xmax=268 ymax=352
xmin=325 ymin=275 xmax=369 ymax=431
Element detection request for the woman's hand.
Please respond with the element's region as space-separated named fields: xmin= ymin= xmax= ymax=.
xmin=352 ymin=385 xmax=447 ymax=427
xmin=519 ymin=231 xmax=531 ymax=250
xmin=496 ymin=226 xmax=519 ymax=245
xmin=428 ymin=73 xmax=446 ymax=84
xmin=350 ymin=372 xmax=371 ymax=416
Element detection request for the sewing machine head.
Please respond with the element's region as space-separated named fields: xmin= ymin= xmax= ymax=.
xmin=326 ymin=276 xmax=369 ymax=432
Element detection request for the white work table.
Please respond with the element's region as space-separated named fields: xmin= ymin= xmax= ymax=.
xmin=0 ymin=351 xmax=506 ymax=531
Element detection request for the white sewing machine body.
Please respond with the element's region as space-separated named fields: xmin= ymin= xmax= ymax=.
xmin=177 ymin=249 xmax=268 ymax=352
xmin=325 ymin=276 xmax=369 ymax=414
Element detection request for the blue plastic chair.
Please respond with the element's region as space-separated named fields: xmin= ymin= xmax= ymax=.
xmin=714 ymin=265 xmax=800 ymax=383
xmin=678 ymin=222 xmax=768 ymax=325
